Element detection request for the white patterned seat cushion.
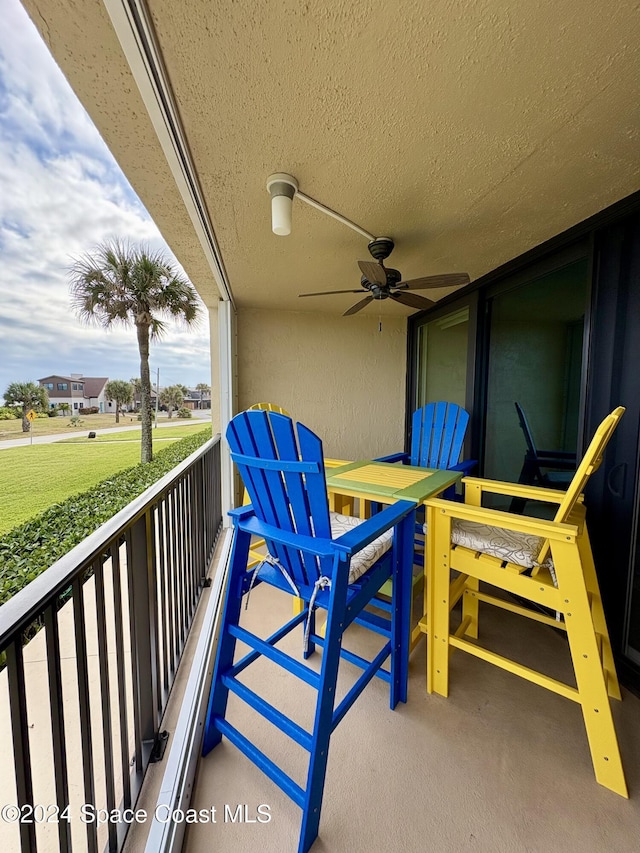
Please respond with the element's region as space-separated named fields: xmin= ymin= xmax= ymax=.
xmin=424 ymin=519 xmax=556 ymax=583
xmin=453 ymin=519 xmax=557 ymax=586
xmin=330 ymin=512 xmax=394 ymax=583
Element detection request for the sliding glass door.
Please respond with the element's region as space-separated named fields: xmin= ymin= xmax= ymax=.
xmin=414 ymin=304 xmax=473 ymax=410
xmin=483 ymin=259 xmax=589 ymax=488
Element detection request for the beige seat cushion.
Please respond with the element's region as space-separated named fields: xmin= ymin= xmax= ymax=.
xmin=451 ymin=519 xmax=557 ymax=585
xmin=330 ymin=511 xmax=394 ymax=583
xmin=424 ymin=519 xmax=556 ymax=584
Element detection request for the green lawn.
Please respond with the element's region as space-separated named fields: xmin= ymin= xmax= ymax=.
xmin=60 ymin=423 xmax=205 ymax=443
xmin=0 ymin=425 xmax=207 ymax=534
xmin=0 ymin=412 xmax=138 ymax=440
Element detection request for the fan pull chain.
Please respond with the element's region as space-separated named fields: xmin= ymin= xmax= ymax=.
xmin=378 ymin=314 xmax=382 ymax=332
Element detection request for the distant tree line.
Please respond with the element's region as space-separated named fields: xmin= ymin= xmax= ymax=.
xmin=2 ymin=375 xmax=211 ymax=432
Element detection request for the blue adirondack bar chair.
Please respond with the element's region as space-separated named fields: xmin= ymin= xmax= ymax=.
xmin=376 ymin=402 xmax=476 ymax=578
xmin=378 ymin=401 xmax=475 ymax=484
xmin=202 ymin=410 xmax=415 ymax=853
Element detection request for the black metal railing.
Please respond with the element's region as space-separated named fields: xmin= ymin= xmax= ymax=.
xmin=0 ymin=436 xmax=222 ymax=853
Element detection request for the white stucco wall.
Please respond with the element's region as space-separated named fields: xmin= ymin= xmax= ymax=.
xmin=236 ymin=308 xmax=408 ymax=461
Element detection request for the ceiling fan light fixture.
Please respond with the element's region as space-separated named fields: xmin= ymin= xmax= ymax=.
xmin=266 ymin=173 xmax=298 ymax=236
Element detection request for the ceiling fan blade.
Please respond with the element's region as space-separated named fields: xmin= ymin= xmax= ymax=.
xmin=358 ymin=260 xmax=387 ymax=285
xmin=299 ymin=289 xmax=366 ymax=297
xmin=391 ymin=291 xmax=436 ymax=311
xmin=343 ymin=295 xmax=374 ymax=316
xmin=398 ymin=272 xmax=471 ymax=290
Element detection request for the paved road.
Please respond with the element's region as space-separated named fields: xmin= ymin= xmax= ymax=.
xmin=0 ymin=412 xmax=212 ymax=450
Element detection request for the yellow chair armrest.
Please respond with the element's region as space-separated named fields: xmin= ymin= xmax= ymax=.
xmin=460 ymin=476 xmax=580 ymax=504
xmin=423 ymin=496 xmax=579 ymax=542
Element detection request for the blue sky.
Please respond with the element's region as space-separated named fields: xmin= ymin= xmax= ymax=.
xmin=0 ymin=0 xmax=212 ymax=403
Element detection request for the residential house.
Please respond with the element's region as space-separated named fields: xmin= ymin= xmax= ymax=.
xmin=5 ymin=2 xmax=640 ymax=852
xmin=182 ymin=388 xmax=212 ymax=410
xmin=131 ymin=385 xmax=159 ymax=412
xmin=81 ymin=375 xmax=110 ymax=412
xmin=38 ymin=373 xmax=109 ymax=413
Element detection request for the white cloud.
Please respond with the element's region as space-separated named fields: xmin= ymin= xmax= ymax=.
xmin=0 ymin=0 xmax=211 ymax=401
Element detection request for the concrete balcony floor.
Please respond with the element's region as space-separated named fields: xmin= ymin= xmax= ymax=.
xmin=183 ymin=582 xmax=640 ymax=853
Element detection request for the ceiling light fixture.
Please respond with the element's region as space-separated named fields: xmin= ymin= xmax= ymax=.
xmin=266 ymin=173 xmax=298 ymax=236
xmin=266 ymin=173 xmax=375 ymax=241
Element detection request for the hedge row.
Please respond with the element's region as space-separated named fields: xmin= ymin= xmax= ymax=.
xmin=0 ymin=428 xmax=213 ymax=607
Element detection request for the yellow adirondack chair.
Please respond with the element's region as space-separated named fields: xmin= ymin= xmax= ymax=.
xmin=423 ymin=406 xmax=628 ymax=797
xmin=247 ymin=402 xmax=290 ymax=414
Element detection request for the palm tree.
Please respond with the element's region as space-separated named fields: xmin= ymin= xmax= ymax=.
xmin=159 ymin=384 xmax=185 ymax=419
xmin=196 ymin=382 xmax=211 ymax=409
xmin=3 ymin=382 xmax=49 ymax=432
xmin=105 ymin=379 xmax=134 ymax=423
xmin=69 ymin=240 xmax=201 ymax=463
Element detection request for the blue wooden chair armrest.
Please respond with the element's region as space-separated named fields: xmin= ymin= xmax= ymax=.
xmin=373 ymin=451 xmax=409 ymax=464
xmin=235 ymin=512 xmax=340 ymax=558
xmin=235 ymin=500 xmax=414 ymax=559
xmin=450 ymin=459 xmax=477 ymax=475
xmin=229 ymin=504 xmax=256 ymax=521
xmin=331 ymin=499 xmax=415 ymax=554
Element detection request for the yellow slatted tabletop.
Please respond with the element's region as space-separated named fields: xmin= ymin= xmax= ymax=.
xmin=325 ymin=460 xmax=461 ymax=506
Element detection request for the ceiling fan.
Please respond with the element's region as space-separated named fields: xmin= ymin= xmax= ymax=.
xmin=298 ymin=238 xmax=470 ymax=316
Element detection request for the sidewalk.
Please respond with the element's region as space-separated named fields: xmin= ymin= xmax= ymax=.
xmin=0 ymin=412 xmax=212 ymax=450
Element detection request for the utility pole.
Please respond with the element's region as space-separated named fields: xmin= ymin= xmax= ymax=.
xmin=155 ymin=368 xmax=160 ymax=428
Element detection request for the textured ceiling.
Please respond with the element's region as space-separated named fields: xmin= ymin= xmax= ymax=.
xmin=25 ymin=0 xmax=640 ymax=316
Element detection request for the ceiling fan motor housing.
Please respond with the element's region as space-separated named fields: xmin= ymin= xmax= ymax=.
xmin=367 ymin=237 xmax=394 ymax=261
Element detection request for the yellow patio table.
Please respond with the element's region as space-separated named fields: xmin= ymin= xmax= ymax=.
xmin=325 ymin=460 xmax=462 ymax=648
xmin=325 ymin=459 xmax=460 ymax=509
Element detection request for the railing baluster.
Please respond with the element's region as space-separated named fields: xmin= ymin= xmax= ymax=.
xmin=172 ymin=483 xmax=185 ymax=652
xmin=194 ymin=458 xmax=205 ymax=582
xmin=124 ymin=528 xmax=144 ymax=777
xmin=180 ymin=476 xmax=191 ymax=624
xmin=129 ymin=514 xmax=159 ymax=763
xmin=174 ymin=478 xmax=184 ymax=648
xmin=185 ymin=474 xmax=195 ymax=615
xmin=147 ymin=508 xmax=162 ymax=722
xmin=44 ymin=601 xmax=71 ymax=853
xmin=72 ymin=574 xmax=98 ymax=853
xmin=6 ymin=637 xmax=36 ymax=853
xmin=110 ymin=541 xmax=131 ymax=812
xmin=94 ymin=557 xmax=118 ymax=851
xmin=188 ymin=473 xmax=198 ymax=614
xmin=164 ymin=494 xmax=177 ymax=681
xmin=157 ymin=500 xmax=170 ymax=701
xmin=181 ymin=477 xmax=190 ymax=633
